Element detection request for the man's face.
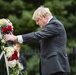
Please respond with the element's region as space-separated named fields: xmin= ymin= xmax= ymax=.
xmin=35 ymin=16 xmax=47 ymax=28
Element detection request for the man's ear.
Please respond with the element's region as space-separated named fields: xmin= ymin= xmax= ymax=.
xmin=43 ymin=15 xmax=46 ymax=18
xmin=43 ymin=14 xmax=47 ymax=19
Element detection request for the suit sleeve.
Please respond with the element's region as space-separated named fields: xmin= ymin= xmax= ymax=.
xmin=22 ymin=22 xmax=61 ymax=44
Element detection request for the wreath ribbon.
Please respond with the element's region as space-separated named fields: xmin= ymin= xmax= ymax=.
xmin=0 ymin=51 xmax=9 ymax=75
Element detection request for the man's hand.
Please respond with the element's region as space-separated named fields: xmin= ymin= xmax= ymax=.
xmin=4 ymin=33 xmax=18 ymax=42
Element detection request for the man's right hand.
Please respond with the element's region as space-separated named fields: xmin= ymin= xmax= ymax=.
xmin=4 ymin=33 xmax=18 ymax=42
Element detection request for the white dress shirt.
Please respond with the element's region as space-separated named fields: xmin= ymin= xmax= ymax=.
xmin=17 ymin=35 xmax=23 ymax=43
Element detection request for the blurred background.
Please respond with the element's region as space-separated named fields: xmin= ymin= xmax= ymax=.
xmin=0 ymin=0 xmax=76 ymax=75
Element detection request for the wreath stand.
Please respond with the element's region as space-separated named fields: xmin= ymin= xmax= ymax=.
xmin=0 ymin=51 xmax=9 ymax=75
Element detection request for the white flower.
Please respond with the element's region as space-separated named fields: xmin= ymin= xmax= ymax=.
xmin=0 ymin=19 xmax=8 ymax=27
xmin=4 ymin=46 xmax=15 ymax=58
xmin=17 ymin=61 xmax=24 ymax=70
xmin=7 ymin=59 xmax=17 ymax=68
xmin=1 ymin=39 xmax=6 ymax=43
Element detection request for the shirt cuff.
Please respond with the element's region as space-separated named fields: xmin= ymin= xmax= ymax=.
xmin=17 ymin=35 xmax=23 ymax=43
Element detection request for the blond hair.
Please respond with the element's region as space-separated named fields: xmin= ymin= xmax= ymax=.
xmin=32 ymin=6 xmax=52 ymax=20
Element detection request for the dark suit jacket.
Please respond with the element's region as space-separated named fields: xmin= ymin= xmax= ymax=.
xmin=22 ymin=17 xmax=70 ymax=75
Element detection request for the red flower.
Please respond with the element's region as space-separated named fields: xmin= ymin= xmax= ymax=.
xmin=2 ymin=25 xmax=13 ymax=34
xmin=8 ymin=50 xmax=18 ymax=61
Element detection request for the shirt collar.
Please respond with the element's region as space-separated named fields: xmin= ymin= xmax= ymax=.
xmin=47 ymin=16 xmax=53 ymax=24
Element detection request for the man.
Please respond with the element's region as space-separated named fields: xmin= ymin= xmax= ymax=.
xmin=4 ymin=6 xmax=70 ymax=75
